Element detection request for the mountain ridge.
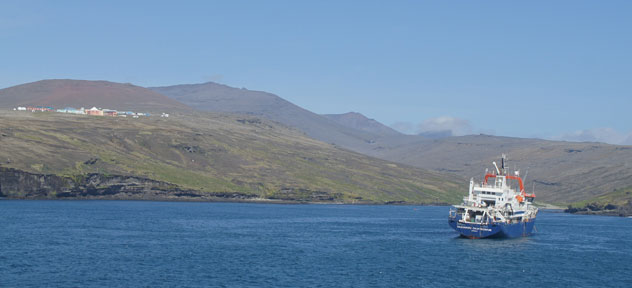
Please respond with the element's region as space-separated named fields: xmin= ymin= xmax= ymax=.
xmin=0 ymin=79 xmax=192 ymax=112
xmin=150 ymin=82 xmax=387 ymax=152
xmin=322 ymin=112 xmax=402 ymax=136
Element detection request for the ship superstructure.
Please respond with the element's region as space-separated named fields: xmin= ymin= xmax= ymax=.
xmin=448 ymin=155 xmax=538 ymax=238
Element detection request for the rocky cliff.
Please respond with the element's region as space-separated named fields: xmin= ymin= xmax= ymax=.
xmin=0 ymin=166 xmax=258 ymax=201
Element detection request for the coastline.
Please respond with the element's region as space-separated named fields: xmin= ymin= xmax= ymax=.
xmin=0 ymin=195 xmax=452 ymax=206
xmin=4 ymin=196 xmax=629 ymax=217
xmin=564 ymin=206 xmax=632 ymax=217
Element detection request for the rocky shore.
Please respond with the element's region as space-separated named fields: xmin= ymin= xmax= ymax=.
xmin=0 ymin=166 xmax=263 ymax=202
xmin=0 ymin=167 xmax=390 ymax=204
xmin=564 ymin=201 xmax=632 ymax=217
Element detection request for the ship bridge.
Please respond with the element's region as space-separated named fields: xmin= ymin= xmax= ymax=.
xmin=477 ymin=173 xmax=515 ymax=205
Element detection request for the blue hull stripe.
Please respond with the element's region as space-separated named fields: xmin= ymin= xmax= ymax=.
xmin=448 ymin=217 xmax=536 ymax=238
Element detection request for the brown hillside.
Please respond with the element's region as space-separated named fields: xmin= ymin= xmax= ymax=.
xmin=0 ymin=79 xmax=191 ymax=112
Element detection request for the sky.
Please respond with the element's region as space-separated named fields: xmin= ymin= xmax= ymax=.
xmin=1 ymin=1 xmax=631 ymax=144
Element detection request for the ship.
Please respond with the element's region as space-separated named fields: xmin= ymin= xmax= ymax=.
xmin=448 ymin=155 xmax=538 ymax=239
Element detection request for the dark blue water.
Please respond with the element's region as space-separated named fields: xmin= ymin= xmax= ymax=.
xmin=1 ymin=201 xmax=630 ymax=287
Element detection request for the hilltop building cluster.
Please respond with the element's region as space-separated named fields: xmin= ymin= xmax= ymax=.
xmin=13 ymin=106 xmax=169 ymax=118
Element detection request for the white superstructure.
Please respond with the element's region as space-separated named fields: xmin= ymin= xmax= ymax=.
xmin=451 ymin=155 xmax=537 ymax=224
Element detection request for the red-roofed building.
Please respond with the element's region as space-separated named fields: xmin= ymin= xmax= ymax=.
xmin=86 ymin=107 xmax=103 ymax=116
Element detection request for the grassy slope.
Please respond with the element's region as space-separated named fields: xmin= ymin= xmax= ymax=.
xmin=569 ymin=187 xmax=632 ymax=207
xmin=565 ymin=187 xmax=632 ymax=216
xmin=372 ymin=135 xmax=632 ymax=204
xmin=0 ymin=111 xmax=463 ymax=203
xmin=150 ymin=82 xmax=632 ymax=206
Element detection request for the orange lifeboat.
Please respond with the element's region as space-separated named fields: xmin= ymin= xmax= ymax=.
xmin=515 ymin=195 xmax=524 ymax=203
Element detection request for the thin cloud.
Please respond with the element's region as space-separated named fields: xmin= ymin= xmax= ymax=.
xmin=390 ymin=116 xmax=474 ymax=137
xmin=554 ymin=128 xmax=632 ymax=145
xmin=417 ymin=116 xmax=472 ymax=136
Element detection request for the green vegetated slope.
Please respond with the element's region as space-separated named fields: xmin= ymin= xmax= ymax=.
xmin=151 ymin=82 xmax=632 ymax=206
xmin=566 ymin=187 xmax=632 ymax=216
xmin=572 ymin=187 xmax=632 ymax=207
xmin=371 ymin=135 xmax=632 ymax=204
xmin=0 ymin=111 xmax=463 ymax=204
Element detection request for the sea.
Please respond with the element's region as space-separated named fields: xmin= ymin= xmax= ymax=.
xmin=1 ymin=201 xmax=630 ymax=287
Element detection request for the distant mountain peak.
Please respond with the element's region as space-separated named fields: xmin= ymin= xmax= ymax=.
xmin=149 ymin=82 xmax=287 ymax=113
xmin=150 ymin=82 xmax=400 ymax=154
xmin=323 ymin=112 xmax=402 ymax=137
xmin=0 ymin=79 xmax=191 ymax=112
xmin=338 ymin=111 xmax=369 ymax=119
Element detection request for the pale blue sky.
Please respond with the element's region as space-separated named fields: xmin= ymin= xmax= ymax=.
xmin=1 ymin=1 xmax=631 ymax=143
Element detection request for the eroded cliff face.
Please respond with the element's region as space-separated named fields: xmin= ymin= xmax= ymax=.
xmin=0 ymin=167 xmax=256 ymax=201
xmin=0 ymin=167 xmax=374 ymax=203
xmin=0 ymin=167 xmax=73 ymax=198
